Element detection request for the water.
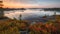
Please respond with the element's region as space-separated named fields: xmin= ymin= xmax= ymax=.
xmin=4 ymin=9 xmax=60 ymax=20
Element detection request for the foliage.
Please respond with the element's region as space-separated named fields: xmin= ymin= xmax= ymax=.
xmin=0 ymin=15 xmax=60 ymax=34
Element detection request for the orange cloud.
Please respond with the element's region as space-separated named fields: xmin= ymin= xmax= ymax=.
xmin=3 ymin=0 xmax=48 ymax=8
xmin=3 ymin=2 xmax=39 ymax=8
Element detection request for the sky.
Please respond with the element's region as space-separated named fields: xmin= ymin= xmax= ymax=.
xmin=1 ymin=0 xmax=60 ymax=8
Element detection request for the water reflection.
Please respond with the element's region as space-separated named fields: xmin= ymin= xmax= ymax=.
xmin=4 ymin=9 xmax=60 ymax=20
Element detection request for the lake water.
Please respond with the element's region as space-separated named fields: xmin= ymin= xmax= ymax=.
xmin=4 ymin=9 xmax=60 ymax=20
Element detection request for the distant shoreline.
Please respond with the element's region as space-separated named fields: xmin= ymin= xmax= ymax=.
xmin=0 ymin=8 xmax=60 ymax=11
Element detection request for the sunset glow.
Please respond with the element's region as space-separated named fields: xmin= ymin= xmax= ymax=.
xmin=2 ymin=0 xmax=60 ymax=8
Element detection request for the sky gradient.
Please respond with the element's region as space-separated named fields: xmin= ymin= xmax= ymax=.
xmin=2 ymin=0 xmax=60 ymax=8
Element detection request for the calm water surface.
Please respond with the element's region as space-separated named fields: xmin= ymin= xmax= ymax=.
xmin=4 ymin=9 xmax=60 ymax=20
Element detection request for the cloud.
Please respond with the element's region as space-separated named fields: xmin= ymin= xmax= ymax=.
xmin=3 ymin=0 xmax=40 ymax=4
xmin=3 ymin=0 xmax=40 ymax=8
xmin=3 ymin=0 xmax=60 ymax=8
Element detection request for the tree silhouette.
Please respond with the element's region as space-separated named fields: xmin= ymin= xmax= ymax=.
xmin=0 ymin=1 xmax=3 ymax=7
xmin=0 ymin=1 xmax=4 ymax=18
